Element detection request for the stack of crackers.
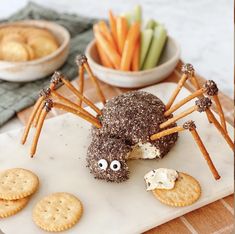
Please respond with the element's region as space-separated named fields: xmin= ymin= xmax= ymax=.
xmin=0 ymin=168 xmax=83 ymax=232
xmin=0 ymin=26 xmax=59 ymax=62
xmin=0 ymin=168 xmax=39 ymax=218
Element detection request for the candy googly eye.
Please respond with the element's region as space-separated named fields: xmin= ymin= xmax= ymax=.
xmin=98 ymin=159 xmax=108 ymax=170
xmin=110 ymin=160 xmax=121 ymax=171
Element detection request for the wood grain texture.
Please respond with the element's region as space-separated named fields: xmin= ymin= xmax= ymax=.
xmin=144 ymin=218 xmax=192 ymax=234
xmin=17 ymin=61 xmax=234 ymax=234
xmin=184 ymin=200 xmax=234 ymax=233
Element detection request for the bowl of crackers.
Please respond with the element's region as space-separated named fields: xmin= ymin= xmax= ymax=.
xmin=0 ymin=20 xmax=70 ymax=82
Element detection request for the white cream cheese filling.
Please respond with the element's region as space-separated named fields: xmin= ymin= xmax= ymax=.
xmin=129 ymin=142 xmax=161 ymax=160
xmin=144 ymin=168 xmax=179 ymax=191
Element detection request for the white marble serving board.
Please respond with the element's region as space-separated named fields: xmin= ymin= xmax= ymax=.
xmin=0 ymin=83 xmax=233 ymax=234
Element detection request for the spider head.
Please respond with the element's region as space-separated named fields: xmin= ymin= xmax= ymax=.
xmin=87 ymin=136 xmax=131 ymax=182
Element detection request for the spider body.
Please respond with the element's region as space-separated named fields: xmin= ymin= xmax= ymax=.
xmin=87 ymin=91 xmax=178 ymax=182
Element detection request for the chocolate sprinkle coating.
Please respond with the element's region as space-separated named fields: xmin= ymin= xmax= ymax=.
xmin=44 ymin=99 xmax=53 ymax=112
xmin=39 ymin=88 xmax=51 ymax=98
xmin=183 ymin=120 xmax=196 ymax=130
xmin=203 ymin=80 xmax=218 ymax=96
xmin=75 ymin=54 xmax=87 ymax=66
xmin=181 ymin=63 xmax=194 ymax=77
xmin=195 ymin=97 xmax=212 ymax=112
xmin=88 ymin=91 xmax=178 ymax=182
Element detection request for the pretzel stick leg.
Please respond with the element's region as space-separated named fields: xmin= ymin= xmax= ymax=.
xmin=33 ymin=101 xmax=44 ymax=127
xmin=189 ymin=126 xmax=220 ymax=180
xmin=165 ymin=88 xmax=205 ymax=116
xmin=151 ymin=120 xmax=220 ymax=180
xmin=166 ymin=74 xmax=188 ymax=110
xmin=213 ymin=95 xmax=227 ymax=132
xmin=206 ymin=109 xmax=234 ymax=151
xmin=21 ymin=96 xmax=44 ymax=144
xmin=51 ymin=91 xmax=97 ymax=121
xmin=61 ymin=78 xmax=102 ymax=115
xmin=191 ymin=76 xmax=201 ymax=90
xmin=53 ymin=102 xmax=101 ymax=128
xmin=31 ymin=99 xmax=102 ymax=157
xmin=30 ymin=108 xmax=48 ymax=157
xmin=83 ymin=62 xmax=106 ymax=105
xmin=150 ymin=126 xmax=185 ymax=140
xmin=160 ymin=106 xmax=197 ymax=129
xmin=78 ymin=65 xmax=85 ymax=106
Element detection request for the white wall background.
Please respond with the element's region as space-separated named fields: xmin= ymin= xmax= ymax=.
xmin=1 ymin=0 xmax=234 ymax=97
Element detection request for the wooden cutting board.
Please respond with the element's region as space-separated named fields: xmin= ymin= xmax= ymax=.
xmin=16 ymin=61 xmax=234 ymax=234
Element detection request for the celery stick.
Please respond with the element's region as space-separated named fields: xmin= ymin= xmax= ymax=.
xmin=145 ymin=19 xmax=158 ymax=29
xmin=132 ymin=5 xmax=142 ymax=23
xmin=140 ymin=29 xmax=153 ymax=69
xmin=142 ymin=25 xmax=167 ymax=70
xmin=121 ymin=12 xmax=132 ymax=27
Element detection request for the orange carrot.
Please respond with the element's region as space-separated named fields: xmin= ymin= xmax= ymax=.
xmin=108 ymin=10 xmax=118 ymax=47
xmin=98 ymin=20 xmax=117 ymax=52
xmin=120 ymin=22 xmax=140 ymax=71
xmin=116 ymin=16 xmax=128 ymax=55
xmin=131 ymin=37 xmax=140 ymax=71
xmin=93 ymin=24 xmax=121 ymax=69
xmin=95 ymin=40 xmax=113 ymax=68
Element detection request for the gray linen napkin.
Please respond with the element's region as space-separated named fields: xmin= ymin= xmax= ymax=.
xmin=0 ymin=2 xmax=96 ymax=126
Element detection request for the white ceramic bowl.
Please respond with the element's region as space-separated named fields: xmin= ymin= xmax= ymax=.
xmin=0 ymin=20 xmax=70 ymax=82
xmin=86 ymin=37 xmax=180 ymax=88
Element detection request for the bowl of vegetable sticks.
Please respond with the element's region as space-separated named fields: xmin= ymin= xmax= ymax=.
xmin=86 ymin=6 xmax=180 ymax=88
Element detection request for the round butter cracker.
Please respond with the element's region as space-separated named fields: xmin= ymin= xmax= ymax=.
xmin=33 ymin=192 xmax=83 ymax=232
xmin=28 ymin=36 xmax=58 ymax=58
xmin=0 ymin=197 xmax=29 ymax=218
xmin=152 ymin=172 xmax=201 ymax=207
xmin=0 ymin=168 xmax=39 ymax=200
xmin=0 ymin=41 xmax=29 ymax=62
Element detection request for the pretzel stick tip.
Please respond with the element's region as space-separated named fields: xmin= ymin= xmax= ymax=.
xmin=183 ymin=120 xmax=220 ymax=180
xmin=33 ymin=101 xmax=44 ymax=128
xmin=30 ymin=100 xmax=52 ymax=157
xmin=21 ymin=96 xmax=44 ymax=145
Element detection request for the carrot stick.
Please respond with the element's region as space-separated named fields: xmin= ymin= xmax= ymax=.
xmin=120 ymin=22 xmax=140 ymax=71
xmin=95 ymin=40 xmax=113 ymax=68
xmin=108 ymin=10 xmax=118 ymax=47
xmin=98 ymin=20 xmax=117 ymax=51
xmin=116 ymin=16 xmax=128 ymax=54
xmin=93 ymin=24 xmax=121 ymax=69
xmin=131 ymin=37 xmax=140 ymax=71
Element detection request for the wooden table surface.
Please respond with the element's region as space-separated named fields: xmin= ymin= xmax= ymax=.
xmin=18 ymin=62 xmax=234 ymax=234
